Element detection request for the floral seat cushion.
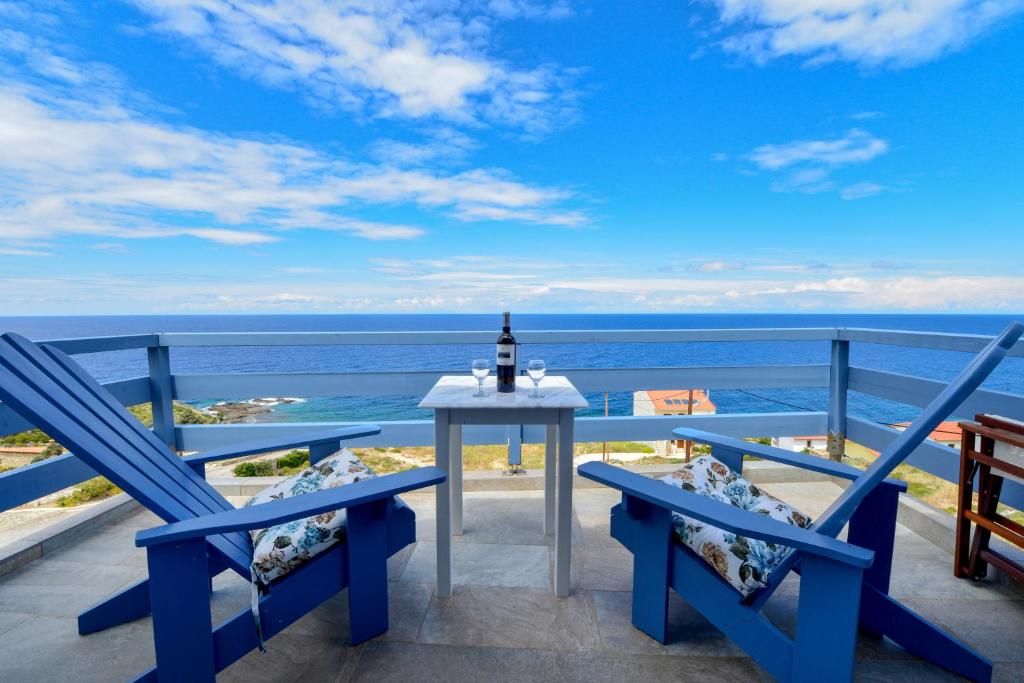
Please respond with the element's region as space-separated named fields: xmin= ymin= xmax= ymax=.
xmin=245 ymin=448 xmax=376 ymax=585
xmin=658 ymin=455 xmax=811 ymax=596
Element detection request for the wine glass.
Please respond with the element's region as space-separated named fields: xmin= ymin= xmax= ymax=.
xmin=527 ymin=359 xmax=546 ymax=398
xmin=471 ymin=359 xmax=490 ymax=397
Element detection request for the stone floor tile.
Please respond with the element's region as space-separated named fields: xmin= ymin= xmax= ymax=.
xmin=0 ymin=614 xmax=154 ymax=682
xmin=220 ymin=634 xmax=355 ymax=683
xmin=555 ymin=651 xmax=763 ymax=682
xmin=903 ymin=596 xmax=1024 ymax=663
xmin=591 ymin=589 xmax=745 ymax=657
xmin=350 ymin=641 xmax=558 ymax=682
xmin=401 ymin=540 xmax=550 ymax=589
xmin=289 ymin=581 xmax=434 ymax=643
xmin=418 ymin=584 xmax=601 ymax=651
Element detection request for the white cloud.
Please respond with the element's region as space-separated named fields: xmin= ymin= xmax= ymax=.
xmin=706 ymin=1 xmax=1024 ymax=67
xmin=748 ymin=129 xmax=888 ymax=170
xmin=127 ymin=0 xmax=580 ymax=135
xmin=0 ymin=73 xmax=586 ymax=247
xmin=840 ymin=181 xmax=886 ymax=199
xmin=746 ymin=129 xmax=889 ymax=196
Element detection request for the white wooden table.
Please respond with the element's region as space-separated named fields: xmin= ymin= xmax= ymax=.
xmin=419 ymin=375 xmax=588 ymax=598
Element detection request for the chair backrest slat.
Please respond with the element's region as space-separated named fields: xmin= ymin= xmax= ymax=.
xmin=38 ymin=342 xmax=232 ymax=516
xmin=816 ymin=321 xmax=1024 ymax=537
xmin=0 ymin=333 xmax=251 ymax=571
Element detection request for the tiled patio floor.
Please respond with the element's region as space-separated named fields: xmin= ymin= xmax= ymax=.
xmin=1 ymin=482 xmax=1023 ymax=682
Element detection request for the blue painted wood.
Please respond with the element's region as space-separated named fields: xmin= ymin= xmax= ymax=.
xmin=827 ymin=338 xmax=850 ymax=460
xmin=792 ymin=555 xmax=862 ymax=682
xmin=171 ymin=364 xmax=830 ymax=400
xmin=859 ymin=584 xmax=992 ymax=682
xmin=668 ymin=542 xmax=794 ymax=678
xmin=838 ymin=327 xmax=1024 ymax=357
xmin=819 ymin=321 xmax=1024 ymax=537
xmin=0 ymin=334 xmax=255 ymax=569
xmin=146 ymin=345 xmax=175 ymax=449
xmin=583 ymin=322 xmax=1022 ymax=683
xmin=308 ymin=439 xmax=340 ymax=464
xmin=623 ymin=495 xmax=672 ymax=642
xmin=849 ymin=366 xmax=1024 ymax=418
xmin=77 ymin=578 xmax=150 ymax=635
xmin=128 ymin=482 xmax=426 ymax=680
xmin=577 ymin=462 xmax=873 ymax=567
xmin=346 ymin=499 xmax=390 ymax=643
xmin=176 ymin=412 xmax=828 ymax=451
xmin=671 ymin=427 xmax=907 ymax=489
xmin=847 ymin=481 xmax=900 ymax=598
xmin=0 ymin=452 xmax=97 ymax=512
xmin=158 ymin=328 xmax=838 ymax=347
xmin=709 ymin=445 xmax=744 ymax=473
xmin=182 ymin=425 xmax=378 ymax=466
xmin=147 ymin=537 xmax=215 ymax=682
xmin=0 ymin=376 xmax=148 ymax=438
xmin=847 ymin=417 xmax=1024 ymax=510
xmin=136 ymin=467 xmax=446 ymax=546
xmin=42 ymin=334 xmax=159 ymax=355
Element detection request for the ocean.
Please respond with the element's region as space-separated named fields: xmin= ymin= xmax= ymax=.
xmin=1 ymin=314 xmax=1021 ymax=427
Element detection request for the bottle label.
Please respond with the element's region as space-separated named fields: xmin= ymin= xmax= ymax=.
xmin=497 ymin=343 xmax=516 ymax=366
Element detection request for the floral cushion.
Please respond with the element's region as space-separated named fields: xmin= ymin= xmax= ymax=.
xmin=245 ymin=448 xmax=376 ymax=585
xmin=658 ymin=455 xmax=811 ymax=596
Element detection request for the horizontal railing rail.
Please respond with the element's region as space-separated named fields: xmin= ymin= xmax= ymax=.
xmin=0 ymin=325 xmax=1021 ymax=519
xmin=171 ymin=364 xmax=830 ymax=400
xmin=175 ymin=412 xmax=827 ymax=451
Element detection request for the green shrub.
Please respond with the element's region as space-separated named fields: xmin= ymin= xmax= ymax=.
xmin=0 ymin=428 xmax=50 ymax=446
xmin=233 ymin=460 xmax=275 ymax=477
xmin=42 ymin=442 xmax=64 ymax=457
xmin=56 ymin=477 xmax=121 ymax=507
xmin=275 ymin=449 xmax=309 ymax=469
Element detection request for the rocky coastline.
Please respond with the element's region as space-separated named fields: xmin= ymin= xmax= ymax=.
xmin=203 ymin=397 xmax=305 ymax=423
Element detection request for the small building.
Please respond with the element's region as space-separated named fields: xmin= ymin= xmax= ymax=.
xmin=633 ymin=389 xmax=716 ymax=456
xmin=893 ymin=420 xmax=963 ymax=447
xmin=772 ymin=435 xmax=829 ymax=454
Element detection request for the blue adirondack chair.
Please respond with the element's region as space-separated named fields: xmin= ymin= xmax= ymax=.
xmin=0 ymin=332 xmax=445 ymax=682
xmin=579 ymin=321 xmax=1023 ymax=683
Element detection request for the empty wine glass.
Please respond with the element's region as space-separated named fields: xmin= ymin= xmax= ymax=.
xmin=472 ymin=358 xmax=490 ymax=397
xmin=527 ymin=359 xmax=546 ymax=398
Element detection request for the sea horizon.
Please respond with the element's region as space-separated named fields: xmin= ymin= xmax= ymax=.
xmin=2 ymin=313 xmax=1020 ymax=429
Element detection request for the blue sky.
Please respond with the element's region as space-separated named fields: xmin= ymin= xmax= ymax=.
xmin=0 ymin=0 xmax=1022 ymax=314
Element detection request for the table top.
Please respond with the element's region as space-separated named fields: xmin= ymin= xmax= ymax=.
xmin=418 ymin=375 xmax=588 ymax=410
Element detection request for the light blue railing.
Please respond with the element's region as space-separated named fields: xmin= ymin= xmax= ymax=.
xmin=1 ymin=328 xmax=1022 ymax=513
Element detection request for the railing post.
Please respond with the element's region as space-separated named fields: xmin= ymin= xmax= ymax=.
xmin=827 ymin=338 xmax=850 ymax=462
xmin=147 ymin=343 xmax=176 ymax=451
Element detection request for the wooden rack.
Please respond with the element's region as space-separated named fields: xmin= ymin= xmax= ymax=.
xmin=955 ymin=414 xmax=1024 ymax=582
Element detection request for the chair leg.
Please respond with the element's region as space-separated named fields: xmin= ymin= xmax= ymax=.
xmin=147 ymin=539 xmax=215 ymax=682
xmin=346 ymin=499 xmax=390 ymax=644
xmin=850 ymin=482 xmax=993 ymax=682
xmin=78 ymin=578 xmax=151 ymax=635
xmin=624 ymin=495 xmax=673 ymax=643
xmin=848 ymin=480 xmax=899 ymax=638
xmin=793 ymin=555 xmax=863 ymax=682
xmin=860 ymin=585 xmax=992 ymax=682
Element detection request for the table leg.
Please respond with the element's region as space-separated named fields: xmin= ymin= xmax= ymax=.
xmin=435 ymin=409 xmax=452 ymax=598
xmin=555 ymin=409 xmax=574 ymax=597
xmin=544 ymin=423 xmax=556 ymax=536
xmin=451 ymin=423 xmax=463 ymax=536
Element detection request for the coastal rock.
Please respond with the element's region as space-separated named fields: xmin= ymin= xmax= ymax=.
xmin=205 ymin=397 xmax=304 ymax=423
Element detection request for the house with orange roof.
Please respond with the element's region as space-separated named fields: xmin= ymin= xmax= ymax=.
xmin=632 ymin=389 xmax=716 ymax=456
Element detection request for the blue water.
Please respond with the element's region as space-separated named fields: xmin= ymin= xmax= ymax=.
xmin=1 ymin=314 xmax=1021 ymax=427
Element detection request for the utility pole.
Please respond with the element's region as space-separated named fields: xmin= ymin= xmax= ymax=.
xmin=684 ymin=388 xmax=694 ymax=462
xmin=602 ymin=392 xmax=609 ymax=462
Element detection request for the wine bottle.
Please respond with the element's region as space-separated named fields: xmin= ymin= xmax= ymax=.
xmin=496 ymin=311 xmax=516 ymax=393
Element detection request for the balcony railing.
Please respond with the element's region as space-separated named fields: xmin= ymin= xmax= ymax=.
xmin=2 ymin=327 xmax=1023 ymax=515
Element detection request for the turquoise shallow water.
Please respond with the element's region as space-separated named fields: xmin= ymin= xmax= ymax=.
xmin=0 ymin=313 xmax=1021 ymax=425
